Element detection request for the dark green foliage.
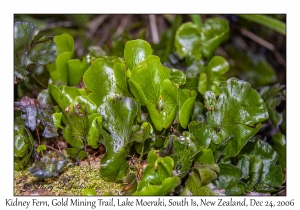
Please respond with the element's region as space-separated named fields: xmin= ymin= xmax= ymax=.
xmin=237 ymin=138 xmax=284 ymax=192
xmin=30 ymin=151 xmax=67 ymax=178
xmin=14 ymin=118 xmax=34 ymax=171
xmin=189 ymin=78 xmax=269 ymax=159
xmin=175 ymin=18 xmax=229 ymax=60
xmin=14 ymin=22 xmax=56 ymax=80
xmin=259 ymin=84 xmax=286 ymax=128
xmin=14 ymin=17 xmax=285 ymax=196
xmin=97 ymin=96 xmax=139 ymax=180
xmin=214 ymin=163 xmax=246 ymax=195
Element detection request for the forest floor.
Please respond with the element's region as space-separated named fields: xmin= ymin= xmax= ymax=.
xmin=14 ymin=156 xmax=124 ymax=196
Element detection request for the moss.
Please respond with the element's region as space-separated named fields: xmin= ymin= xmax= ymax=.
xmin=14 ymin=161 xmax=123 ymax=196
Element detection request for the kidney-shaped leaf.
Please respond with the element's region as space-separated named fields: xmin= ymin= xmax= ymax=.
xmin=175 ymin=22 xmax=202 ymax=60
xmin=129 ymin=55 xmax=170 ymax=106
xmin=174 ymin=18 xmax=229 ymax=60
xmin=201 ymin=18 xmax=229 ymax=59
xmin=97 ymin=96 xmax=138 ymax=180
xmin=124 ymin=39 xmax=152 ymax=70
xmin=83 ymin=58 xmax=129 ymax=107
xmin=189 ymin=78 xmax=268 ymax=158
xmin=129 ymin=56 xmax=178 ymax=130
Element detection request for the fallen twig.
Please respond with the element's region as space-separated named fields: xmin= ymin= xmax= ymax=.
xmin=149 ymin=15 xmax=159 ymax=44
xmin=240 ymin=28 xmax=286 ymax=67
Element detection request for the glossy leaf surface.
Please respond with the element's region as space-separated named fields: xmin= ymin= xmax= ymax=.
xmin=14 ymin=22 xmax=55 ymax=80
xmin=131 ymin=122 xmax=151 ymax=143
xmin=169 ymin=68 xmax=186 ymax=86
xmin=54 ymin=33 xmax=74 ymax=56
xmin=30 ymin=151 xmax=67 ymax=178
xmin=200 ymin=18 xmax=229 ymax=59
xmin=14 ymin=22 xmax=38 ymax=53
xmin=132 ymin=122 xmax=152 ymax=155
xmin=17 ymin=96 xmax=58 ymax=138
xmin=214 ymin=163 xmax=246 ymax=195
xmin=37 ymin=89 xmax=53 ymax=105
xmin=83 ymin=58 xmax=128 ymax=106
xmin=26 ymin=36 xmax=56 ymax=65
xmin=49 ymin=84 xmax=81 ymax=112
xmin=19 ymin=97 xmax=38 ymax=131
xmin=124 ymin=39 xmax=152 ymax=70
xmin=37 ymin=90 xmax=58 ymax=137
xmin=129 ymin=55 xmax=176 ymax=130
xmin=14 ymin=118 xmax=34 ymax=170
xmin=98 ymin=96 xmax=138 ymax=180
xmin=175 ymin=22 xmax=202 ymax=59
xmin=190 ymin=78 xmax=268 ymax=158
xmin=175 ymin=18 xmax=229 ymax=60
xmin=237 ymin=138 xmax=284 ymax=192
xmin=37 ymin=106 xmax=59 ymax=138
xmin=71 ymin=96 xmax=97 ymax=115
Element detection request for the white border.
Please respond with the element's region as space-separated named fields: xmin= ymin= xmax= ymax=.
xmin=2 ymin=0 xmax=299 ymax=209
